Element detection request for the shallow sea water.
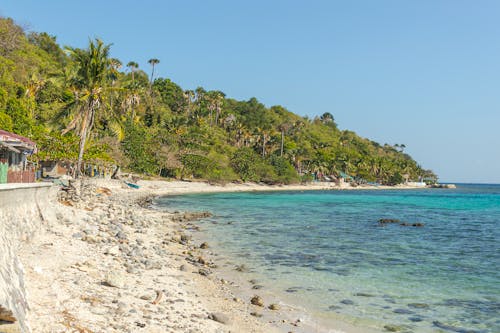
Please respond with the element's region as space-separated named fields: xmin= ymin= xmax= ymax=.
xmin=157 ymin=184 xmax=500 ymax=333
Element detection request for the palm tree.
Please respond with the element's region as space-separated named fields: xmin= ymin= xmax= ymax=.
xmin=148 ymin=58 xmax=160 ymax=87
xmin=206 ymin=91 xmax=224 ymax=127
xmin=278 ymin=122 xmax=292 ymax=157
xmin=109 ymin=58 xmax=122 ymax=85
xmin=63 ymin=38 xmax=111 ymax=177
xmin=184 ymin=90 xmax=195 ymax=117
xmin=126 ymin=61 xmax=139 ymax=84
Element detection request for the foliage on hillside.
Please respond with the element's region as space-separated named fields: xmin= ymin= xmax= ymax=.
xmin=0 ymin=17 xmax=437 ymax=184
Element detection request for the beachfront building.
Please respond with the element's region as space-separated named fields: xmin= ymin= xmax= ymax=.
xmin=0 ymin=130 xmax=37 ymax=183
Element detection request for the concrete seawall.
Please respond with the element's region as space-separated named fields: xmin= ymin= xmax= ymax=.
xmin=0 ymin=183 xmax=57 ymax=333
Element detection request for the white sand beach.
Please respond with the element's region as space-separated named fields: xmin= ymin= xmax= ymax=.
xmin=19 ymin=179 xmax=421 ymax=333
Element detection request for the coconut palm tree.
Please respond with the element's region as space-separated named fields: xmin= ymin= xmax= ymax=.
xmin=126 ymin=61 xmax=139 ymax=84
xmin=184 ymin=90 xmax=195 ymax=117
xmin=205 ymin=91 xmax=224 ymax=127
xmin=63 ymin=38 xmax=111 ymax=177
xmin=148 ymin=58 xmax=160 ymax=87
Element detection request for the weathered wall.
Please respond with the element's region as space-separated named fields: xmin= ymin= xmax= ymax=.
xmin=0 ymin=183 xmax=57 ymax=333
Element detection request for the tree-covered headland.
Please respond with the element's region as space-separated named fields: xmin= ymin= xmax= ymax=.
xmin=0 ymin=17 xmax=437 ymax=184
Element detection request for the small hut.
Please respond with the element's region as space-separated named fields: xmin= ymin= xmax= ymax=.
xmin=0 ymin=130 xmax=37 ymax=183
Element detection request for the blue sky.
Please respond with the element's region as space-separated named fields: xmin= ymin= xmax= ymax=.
xmin=2 ymin=1 xmax=499 ymax=183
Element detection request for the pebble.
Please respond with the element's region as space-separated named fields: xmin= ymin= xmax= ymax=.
xmin=209 ymin=312 xmax=230 ymax=324
xmin=105 ymin=245 xmax=120 ymax=256
xmin=407 ymin=303 xmax=429 ymax=309
xmin=250 ymin=295 xmax=264 ymax=307
xmin=126 ymin=266 xmax=138 ymax=274
xmin=384 ymin=324 xmax=403 ymax=332
xmin=268 ymin=303 xmax=280 ymax=311
xmin=104 ymin=271 xmax=126 ymax=288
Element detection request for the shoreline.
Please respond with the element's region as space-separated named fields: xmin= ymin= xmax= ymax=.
xmin=18 ymin=179 xmax=429 ymax=332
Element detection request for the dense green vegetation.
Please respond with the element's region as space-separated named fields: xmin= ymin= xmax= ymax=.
xmin=0 ymin=17 xmax=437 ymax=184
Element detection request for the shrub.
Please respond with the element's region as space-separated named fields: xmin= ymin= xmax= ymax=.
xmin=230 ymin=147 xmax=262 ymax=182
xmin=269 ymin=155 xmax=300 ymax=184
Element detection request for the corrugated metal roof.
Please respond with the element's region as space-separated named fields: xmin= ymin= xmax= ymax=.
xmin=0 ymin=130 xmax=36 ymax=147
xmin=0 ymin=130 xmax=36 ymax=153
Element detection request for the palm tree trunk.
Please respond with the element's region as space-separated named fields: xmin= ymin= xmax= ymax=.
xmin=149 ymin=65 xmax=155 ymax=95
xmin=262 ymin=134 xmax=266 ymax=157
xmin=280 ymin=130 xmax=284 ymax=157
xmin=150 ymin=65 xmax=155 ymax=86
xmin=76 ymin=113 xmax=89 ymax=178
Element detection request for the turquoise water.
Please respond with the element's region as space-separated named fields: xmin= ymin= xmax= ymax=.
xmin=157 ymin=184 xmax=500 ymax=332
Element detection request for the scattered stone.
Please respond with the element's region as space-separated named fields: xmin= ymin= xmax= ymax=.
xmin=432 ymin=321 xmax=479 ymax=333
xmin=408 ymin=303 xmax=429 ymax=309
xmin=235 ymin=264 xmax=248 ymax=272
xmin=384 ymin=324 xmax=403 ymax=332
xmin=104 ymin=271 xmax=126 ymax=288
xmin=250 ymin=312 xmax=262 ymax=318
xmin=400 ymin=222 xmax=425 ymax=227
xmin=105 ymin=245 xmax=120 ymax=256
xmin=379 ymin=218 xmax=400 ymax=224
xmin=171 ymin=234 xmax=182 ymax=243
xmin=285 ymin=287 xmax=299 ymax=293
xmin=198 ymin=268 xmax=210 ymax=276
xmin=0 ymin=306 xmax=16 ymax=322
xmin=115 ymin=231 xmax=128 ymax=240
xmin=135 ymin=322 xmax=146 ymax=328
xmin=268 ymin=303 xmax=280 ymax=311
xmin=179 ymin=264 xmax=187 ymax=271
xmin=199 ymin=242 xmax=209 ymax=249
xmin=252 ymin=285 xmax=264 ymax=290
xmin=354 ymin=292 xmax=374 ymax=297
xmin=340 ymin=299 xmax=354 ymax=305
xmin=126 ymin=266 xmax=138 ymax=274
xmin=250 ymin=295 xmax=264 ymax=307
xmin=328 ymin=305 xmax=342 ymax=310
xmin=180 ymin=234 xmax=191 ymax=243
xmin=209 ymin=312 xmax=230 ymax=324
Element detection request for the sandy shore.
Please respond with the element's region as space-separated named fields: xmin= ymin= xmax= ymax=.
xmin=19 ymin=179 xmax=422 ymax=332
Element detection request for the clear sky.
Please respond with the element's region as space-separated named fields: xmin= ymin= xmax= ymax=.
xmin=2 ymin=0 xmax=499 ymax=183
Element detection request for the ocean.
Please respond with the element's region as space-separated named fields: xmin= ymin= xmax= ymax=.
xmin=156 ymin=184 xmax=500 ymax=332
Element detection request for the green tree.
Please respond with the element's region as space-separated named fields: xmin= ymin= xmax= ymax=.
xmin=63 ymin=38 xmax=111 ymax=177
